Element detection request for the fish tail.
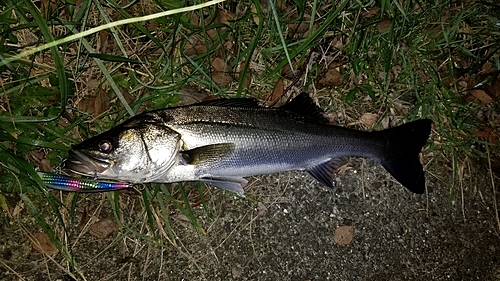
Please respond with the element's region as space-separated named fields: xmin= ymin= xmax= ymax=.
xmin=378 ymin=119 xmax=432 ymax=194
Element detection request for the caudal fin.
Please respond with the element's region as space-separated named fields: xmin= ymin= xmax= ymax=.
xmin=379 ymin=119 xmax=432 ymax=194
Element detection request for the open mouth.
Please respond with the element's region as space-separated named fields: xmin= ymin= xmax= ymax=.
xmin=64 ymin=150 xmax=111 ymax=176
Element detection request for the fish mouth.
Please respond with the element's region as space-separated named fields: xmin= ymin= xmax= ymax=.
xmin=64 ymin=149 xmax=112 ymax=177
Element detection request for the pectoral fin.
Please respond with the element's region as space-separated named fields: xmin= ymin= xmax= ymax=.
xmin=200 ymin=177 xmax=248 ymax=195
xmin=306 ymin=158 xmax=343 ymax=189
xmin=182 ymin=143 xmax=235 ymax=166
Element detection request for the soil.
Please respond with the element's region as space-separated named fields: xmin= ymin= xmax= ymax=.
xmin=1 ymin=158 xmax=499 ymax=281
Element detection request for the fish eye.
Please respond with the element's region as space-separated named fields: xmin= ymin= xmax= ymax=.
xmin=98 ymin=140 xmax=113 ymax=153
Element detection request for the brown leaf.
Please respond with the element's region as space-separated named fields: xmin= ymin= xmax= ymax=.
xmin=265 ymin=78 xmax=284 ymax=106
xmin=29 ymin=232 xmax=58 ymax=255
xmin=334 ymin=225 xmax=354 ymax=245
xmin=211 ymin=71 xmax=233 ymax=88
xmin=216 ymin=9 xmax=234 ymax=25
xmin=360 ymin=113 xmax=380 ymax=128
xmin=376 ymin=19 xmax=392 ymax=33
xmin=484 ymin=78 xmax=500 ymax=99
xmin=470 ymin=89 xmax=493 ymax=104
xmin=362 ymin=7 xmax=380 ymax=18
xmin=318 ymin=68 xmax=344 ymax=87
xmin=97 ymin=30 xmax=110 ymax=53
xmin=184 ymin=44 xmax=207 ymax=56
xmin=89 ymin=218 xmax=118 ymax=239
xmin=288 ymin=22 xmax=310 ymax=34
xmin=212 ymin=57 xmax=227 ymax=72
xmin=91 ymin=88 xmax=110 ymax=117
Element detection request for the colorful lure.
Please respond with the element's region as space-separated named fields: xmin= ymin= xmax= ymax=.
xmin=37 ymin=172 xmax=132 ymax=192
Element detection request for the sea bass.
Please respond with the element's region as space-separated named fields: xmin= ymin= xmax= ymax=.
xmin=64 ymin=93 xmax=432 ymax=194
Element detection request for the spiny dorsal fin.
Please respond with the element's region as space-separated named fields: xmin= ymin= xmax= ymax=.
xmin=280 ymin=93 xmax=330 ymax=123
xmin=197 ymin=98 xmax=261 ymax=108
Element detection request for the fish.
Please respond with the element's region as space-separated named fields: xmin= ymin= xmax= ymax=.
xmin=64 ymin=93 xmax=432 ymax=195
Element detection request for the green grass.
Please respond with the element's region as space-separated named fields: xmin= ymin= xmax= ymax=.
xmin=1 ymin=0 xmax=499 ymax=278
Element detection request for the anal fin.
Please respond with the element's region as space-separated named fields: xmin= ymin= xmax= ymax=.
xmin=306 ymin=158 xmax=343 ymax=189
xmin=200 ymin=176 xmax=248 ymax=195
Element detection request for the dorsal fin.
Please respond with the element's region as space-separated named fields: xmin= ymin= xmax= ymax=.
xmin=197 ymin=98 xmax=261 ymax=108
xmin=280 ymin=93 xmax=330 ymax=123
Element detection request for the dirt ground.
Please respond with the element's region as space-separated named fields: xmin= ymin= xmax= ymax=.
xmin=1 ymin=157 xmax=500 ymax=281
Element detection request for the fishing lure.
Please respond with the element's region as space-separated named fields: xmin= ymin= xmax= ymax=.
xmin=37 ymin=172 xmax=132 ymax=192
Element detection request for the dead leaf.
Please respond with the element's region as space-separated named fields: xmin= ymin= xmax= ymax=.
xmin=376 ymin=19 xmax=392 ymax=33
xmin=89 ymin=218 xmax=118 ymax=239
xmin=29 ymin=232 xmax=58 ymax=255
xmin=265 ymin=78 xmax=284 ymax=106
xmin=360 ymin=113 xmax=380 ymax=127
xmin=318 ymin=68 xmax=344 ymax=87
xmin=97 ymin=30 xmax=110 ymax=53
xmin=216 ymin=9 xmax=234 ymax=25
xmin=288 ymin=22 xmax=310 ymax=34
xmin=334 ymin=225 xmax=354 ymax=245
xmin=12 ymin=201 xmax=24 ymax=218
xmin=184 ymin=44 xmax=207 ymax=56
xmin=281 ymin=58 xmax=303 ymax=80
xmin=485 ymin=78 xmax=500 ymax=99
xmin=92 ymin=88 xmax=110 ymax=117
xmin=470 ymin=89 xmax=493 ymax=104
xmin=212 ymin=57 xmax=227 ymax=72
xmin=211 ymin=71 xmax=233 ymax=87
xmin=30 ymin=150 xmax=53 ymax=172
xmin=362 ymin=7 xmax=380 ymax=18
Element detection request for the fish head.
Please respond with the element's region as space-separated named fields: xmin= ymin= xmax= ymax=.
xmin=64 ymin=120 xmax=181 ymax=183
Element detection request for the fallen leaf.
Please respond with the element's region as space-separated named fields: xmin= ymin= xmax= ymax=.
xmin=376 ymin=19 xmax=392 ymax=33
xmin=212 ymin=57 xmax=227 ymax=72
xmin=184 ymin=44 xmax=207 ymax=56
xmin=334 ymin=225 xmax=354 ymax=245
xmin=318 ymin=68 xmax=344 ymax=87
xmin=288 ymin=22 xmax=310 ymax=34
xmin=12 ymin=201 xmax=24 ymax=218
xmin=29 ymin=232 xmax=58 ymax=255
xmin=211 ymin=71 xmax=233 ymax=87
xmin=362 ymin=7 xmax=380 ymax=18
xmin=89 ymin=218 xmax=118 ymax=239
xmin=265 ymin=78 xmax=284 ymax=106
xmin=360 ymin=113 xmax=380 ymax=127
xmin=92 ymin=88 xmax=110 ymax=117
xmin=470 ymin=89 xmax=493 ymax=104
xmin=216 ymin=9 xmax=234 ymax=25
xmin=484 ymin=78 xmax=500 ymax=99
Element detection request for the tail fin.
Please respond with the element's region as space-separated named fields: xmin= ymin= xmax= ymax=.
xmin=379 ymin=119 xmax=432 ymax=194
